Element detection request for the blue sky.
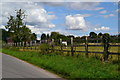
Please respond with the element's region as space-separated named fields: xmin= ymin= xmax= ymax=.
xmin=1 ymin=2 xmax=119 ymax=39
xmin=43 ymin=2 xmax=118 ymax=36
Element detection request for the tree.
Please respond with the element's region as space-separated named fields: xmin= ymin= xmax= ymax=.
xmin=5 ymin=9 xmax=33 ymax=42
xmin=98 ymin=32 xmax=103 ymax=38
xmin=89 ymin=32 xmax=97 ymax=38
xmin=19 ymin=25 xmax=32 ymax=42
xmin=1 ymin=29 xmax=10 ymax=42
xmin=31 ymin=33 xmax=37 ymax=40
xmin=59 ymin=34 xmax=68 ymax=41
xmin=46 ymin=34 xmax=50 ymax=40
xmin=89 ymin=32 xmax=97 ymax=43
xmin=50 ymin=32 xmax=59 ymax=40
xmin=41 ymin=33 xmax=46 ymax=40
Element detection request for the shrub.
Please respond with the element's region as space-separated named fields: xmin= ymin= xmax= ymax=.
xmin=10 ymin=47 xmax=19 ymax=51
xmin=39 ymin=43 xmax=51 ymax=55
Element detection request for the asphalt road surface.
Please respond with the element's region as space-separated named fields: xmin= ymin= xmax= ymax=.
xmin=2 ymin=53 xmax=61 ymax=78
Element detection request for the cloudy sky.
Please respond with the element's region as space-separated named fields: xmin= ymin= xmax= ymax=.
xmin=0 ymin=2 xmax=119 ymax=39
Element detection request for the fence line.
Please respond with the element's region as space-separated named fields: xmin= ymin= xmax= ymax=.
xmin=3 ymin=37 xmax=120 ymax=62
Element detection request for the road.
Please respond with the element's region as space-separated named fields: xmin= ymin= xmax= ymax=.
xmin=2 ymin=53 xmax=61 ymax=78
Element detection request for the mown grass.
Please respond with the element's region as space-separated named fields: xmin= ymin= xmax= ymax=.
xmin=2 ymin=48 xmax=120 ymax=79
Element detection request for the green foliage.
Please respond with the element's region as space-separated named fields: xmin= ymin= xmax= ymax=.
xmin=46 ymin=34 xmax=50 ymax=39
xmin=1 ymin=29 xmax=10 ymax=42
xmin=98 ymin=32 xmax=103 ymax=38
xmin=102 ymin=33 xmax=110 ymax=44
xmin=89 ymin=32 xmax=97 ymax=38
xmin=2 ymin=49 xmax=120 ymax=79
xmin=41 ymin=33 xmax=47 ymax=40
xmin=5 ymin=9 xmax=34 ymax=42
xmin=39 ymin=44 xmax=51 ymax=54
xmin=50 ymin=32 xmax=59 ymax=40
xmin=31 ymin=33 xmax=37 ymax=40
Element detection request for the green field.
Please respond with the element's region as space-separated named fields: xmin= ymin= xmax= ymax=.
xmin=2 ymin=48 xmax=120 ymax=79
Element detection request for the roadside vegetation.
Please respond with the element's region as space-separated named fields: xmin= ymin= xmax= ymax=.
xmin=2 ymin=48 xmax=120 ymax=79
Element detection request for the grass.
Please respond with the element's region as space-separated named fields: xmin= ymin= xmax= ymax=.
xmin=18 ymin=44 xmax=119 ymax=61
xmin=2 ymin=48 xmax=120 ymax=79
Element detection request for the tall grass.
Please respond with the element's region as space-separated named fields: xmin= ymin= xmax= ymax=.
xmin=2 ymin=48 xmax=120 ymax=79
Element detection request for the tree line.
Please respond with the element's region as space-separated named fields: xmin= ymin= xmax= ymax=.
xmin=41 ymin=32 xmax=120 ymax=44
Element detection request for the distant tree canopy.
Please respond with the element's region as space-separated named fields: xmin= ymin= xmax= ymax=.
xmin=5 ymin=9 xmax=37 ymax=42
xmin=98 ymin=32 xmax=103 ymax=38
xmin=31 ymin=33 xmax=37 ymax=40
xmin=1 ymin=29 xmax=10 ymax=42
xmin=40 ymin=31 xmax=119 ymax=43
xmin=50 ymin=32 xmax=59 ymax=40
xmin=41 ymin=33 xmax=46 ymax=40
xmin=89 ymin=32 xmax=97 ymax=38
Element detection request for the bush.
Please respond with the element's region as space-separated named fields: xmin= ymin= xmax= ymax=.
xmin=39 ymin=43 xmax=51 ymax=55
xmin=10 ymin=47 xmax=19 ymax=51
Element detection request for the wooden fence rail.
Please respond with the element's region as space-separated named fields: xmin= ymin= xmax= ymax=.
xmin=3 ymin=37 xmax=120 ymax=62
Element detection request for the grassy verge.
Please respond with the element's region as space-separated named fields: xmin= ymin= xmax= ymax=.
xmin=2 ymin=48 xmax=120 ymax=79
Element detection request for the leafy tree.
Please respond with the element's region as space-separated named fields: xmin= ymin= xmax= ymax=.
xmin=19 ymin=25 xmax=32 ymax=42
xmin=5 ymin=9 xmax=33 ymax=42
xmin=89 ymin=32 xmax=97 ymax=38
xmin=31 ymin=33 xmax=37 ymax=40
xmin=46 ymin=34 xmax=50 ymax=39
xmin=50 ymin=32 xmax=59 ymax=40
xmin=89 ymin=32 xmax=97 ymax=43
xmin=98 ymin=32 xmax=103 ymax=38
xmin=41 ymin=33 xmax=46 ymax=40
xmin=1 ymin=29 xmax=9 ymax=42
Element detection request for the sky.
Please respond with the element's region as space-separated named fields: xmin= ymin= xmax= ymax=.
xmin=0 ymin=2 xmax=119 ymax=39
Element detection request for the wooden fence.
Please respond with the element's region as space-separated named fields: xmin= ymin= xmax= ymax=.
xmin=3 ymin=37 xmax=120 ymax=62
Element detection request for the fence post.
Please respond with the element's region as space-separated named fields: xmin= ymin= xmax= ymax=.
xmin=52 ymin=39 xmax=54 ymax=53
xmin=22 ymin=42 xmax=24 ymax=50
xmin=35 ymin=40 xmax=36 ymax=50
xmin=30 ymin=41 xmax=32 ymax=50
xmin=103 ymin=34 xmax=109 ymax=62
xmin=85 ymin=36 xmax=88 ymax=57
xmin=71 ymin=37 xmax=74 ymax=56
xmin=19 ymin=42 xmax=21 ymax=47
xmin=17 ymin=42 xmax=19 ymax=49
xmin=60 ymin=38 xmax=63 ymax=54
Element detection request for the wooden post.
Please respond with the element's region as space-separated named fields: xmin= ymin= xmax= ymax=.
xmin=103 ymin=43 xmax=109 ymax=62
xmin=35 ymin=40 xmax=36 ymax=50
xmin=26 ymin=42 xmax=28 ymax=50
xmin=17 ymin=42 xmax=19 ymax=49
xmin=30 ymin=41 xmax=32 ymax=50
xmin=85 ymin=36 xmax=88 ymax=57
xmin=102 ymin=34 xmax=109 ymax=62
xmin=52 ymin=39 xmax=54 ymax=52
xmin=60 ymin=39 xmax=63 ymax=54
xmin=23 ymin=42 xmax=24 ymax=50
xmin=71 ymin=37 xmax=74 ymax=56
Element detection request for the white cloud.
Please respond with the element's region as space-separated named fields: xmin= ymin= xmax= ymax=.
xmin=0 ymin=25 xmax=6 ymax=29
xmin=67 ymin=2 xmax=104 ymax=10
xmin=102 ymin=14 xmax=115 ymax=18
xmin=65 ymin=14 xmax=87 ymax=30
xmin=94 ymin=26 xmax=110 ymax=31
xmin=80 ymin=14 xmax=92 ymax=17
xmin=2 ymin=2 xmax=56 ymax=29
xmin=41 ymin=2 xmax=104 ymax=11
xmin=100 ymin=10 xmax=107 ymax=14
